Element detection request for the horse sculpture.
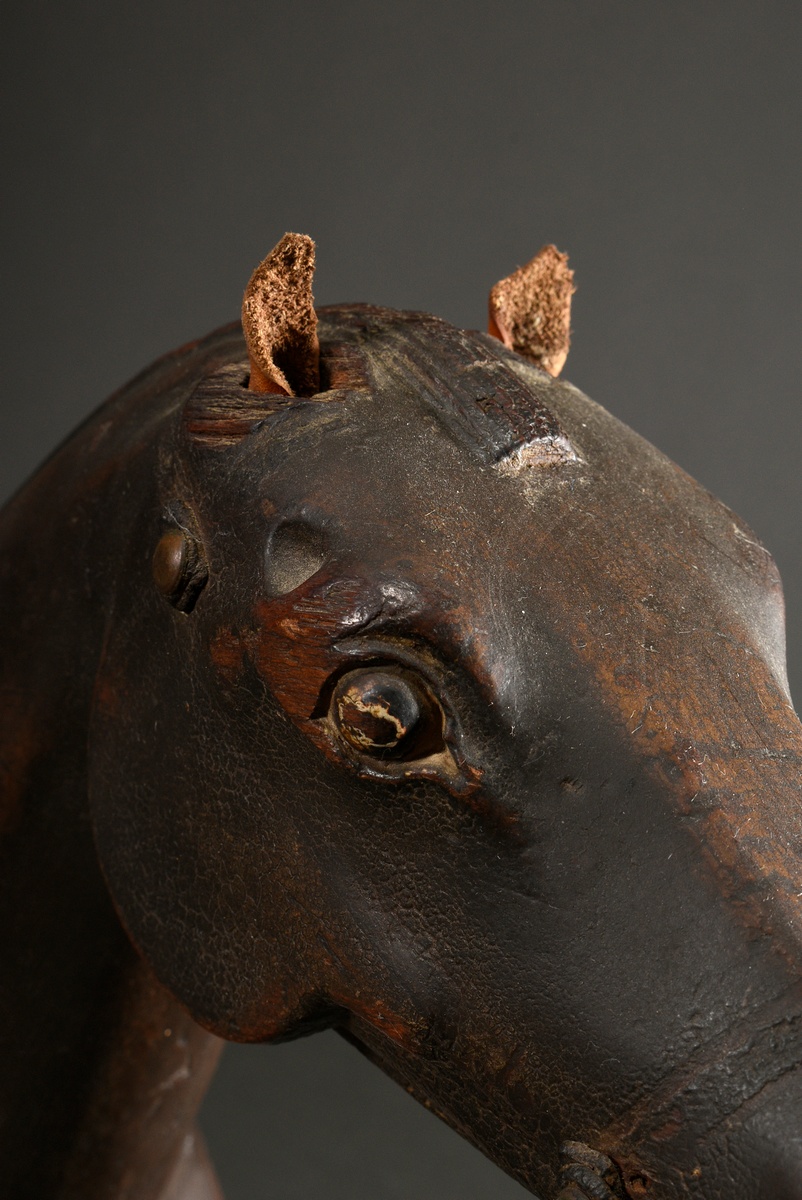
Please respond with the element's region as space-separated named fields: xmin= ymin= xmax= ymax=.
xmin=1 ymin=233 xmax=800 ymax=1200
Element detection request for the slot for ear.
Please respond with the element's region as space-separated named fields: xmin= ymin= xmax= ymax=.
xmin=488 ymin=245 xmax=575 ymax=378
xmin=242 ymin=233 xmax=320 ymax=396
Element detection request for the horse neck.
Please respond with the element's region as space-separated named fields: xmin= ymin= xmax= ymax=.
xmin=0 ymin=401 xmax=222 ymax=1198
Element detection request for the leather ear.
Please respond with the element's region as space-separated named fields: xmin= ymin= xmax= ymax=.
xmin=242 ymin=233 xmax=320 ymax=396
xmin=488 ymin=245 xmax=575 ymax=377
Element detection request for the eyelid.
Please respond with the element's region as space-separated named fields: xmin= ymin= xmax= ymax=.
xmin=332 ymin=631 xmax=453 ymax=688
xmin=333 ymin=620 xmax=498 ymax=716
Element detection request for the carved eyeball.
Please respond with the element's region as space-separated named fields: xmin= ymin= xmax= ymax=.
xmin=152 ymin=527 xmax=208 ymax=613
xmin=330 ymin=667 xmax=445 ymax=761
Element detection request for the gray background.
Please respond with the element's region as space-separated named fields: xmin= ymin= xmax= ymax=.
xmin=2 ymin=3 xmax=800 ymax=1197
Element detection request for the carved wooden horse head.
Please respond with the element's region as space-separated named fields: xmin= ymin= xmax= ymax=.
xmin=1 ymin=235 xmax=800 ymax=1199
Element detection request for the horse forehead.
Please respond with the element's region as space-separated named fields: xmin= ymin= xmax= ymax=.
xmin=237 ymin=322 xmax=785 ymax=698
xmin=254 ymin=390 xmax=758 ymax=613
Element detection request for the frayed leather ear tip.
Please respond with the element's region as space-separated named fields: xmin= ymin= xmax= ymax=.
xmin=242 ymin=232 xmax=320 ymax=396
xmin=488 ymin=244 xmax=575 ymax=378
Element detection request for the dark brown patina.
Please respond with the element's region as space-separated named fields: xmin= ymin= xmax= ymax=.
xmin=1 ymin=237 xmax=800 ymax=1200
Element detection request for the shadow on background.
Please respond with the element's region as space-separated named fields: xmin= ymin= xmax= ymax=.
xmin=201 ymin=1033 xmax=530 ymax=1199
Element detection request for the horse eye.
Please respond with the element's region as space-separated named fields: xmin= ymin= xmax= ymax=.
xmin=152 ymin=527 xmax=208 ymax=613
xmin=330 ymin=667 xmax=445 ymax=761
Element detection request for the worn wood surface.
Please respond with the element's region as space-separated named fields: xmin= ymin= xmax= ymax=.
xmin=1 ymin=279 xmax=801 ymax=1199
